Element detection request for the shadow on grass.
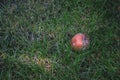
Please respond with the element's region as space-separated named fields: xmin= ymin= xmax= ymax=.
xmin=89 ymin=0 xmax=120 ymax=50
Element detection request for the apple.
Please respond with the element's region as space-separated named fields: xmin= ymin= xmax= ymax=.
xmin=71 ymin=33 xmax=89 ymax=50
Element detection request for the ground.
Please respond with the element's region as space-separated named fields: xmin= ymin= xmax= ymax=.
xmin=0 ymin=0 xmax=120 ymax=80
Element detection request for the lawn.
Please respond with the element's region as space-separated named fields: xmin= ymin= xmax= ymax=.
xmin=0 ymin=0 xmax=120 ymax=80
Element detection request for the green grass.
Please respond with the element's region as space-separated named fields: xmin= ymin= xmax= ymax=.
xmin=0 ymin=0 xmax=120 ymax=80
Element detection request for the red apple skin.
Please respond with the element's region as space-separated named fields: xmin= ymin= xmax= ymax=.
xmin=71 ymin=33 xmax=89 ymax=50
